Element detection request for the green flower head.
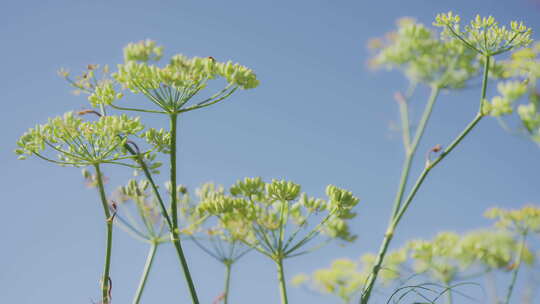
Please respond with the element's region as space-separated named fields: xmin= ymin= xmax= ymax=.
xmin=434 ymin=12 xmax=532 ymax=55
xmin=485 ymin=205 xmax=540 ymax=234
xmin=197 ymin=177 xmax=360 ymax=259
xmin=369 ymin=17 xmax=479 ymax=88
xmin=15 ymin=112 xmax=150 ymax=167
xmin=61 ymin=40 xmax=259 ymax=115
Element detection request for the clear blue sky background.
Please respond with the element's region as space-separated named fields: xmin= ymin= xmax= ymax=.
xmin=1 ymin=1 xmax=539 ymax=303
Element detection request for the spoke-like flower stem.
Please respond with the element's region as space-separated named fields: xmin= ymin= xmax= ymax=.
xmin=132 ymin=242 xmax=159 ymax=304
xmin=276 ymin=258 xmax=289 ymax=304
xmin=169 ymin=114 xmax=200 ymax=304
xmin=95 ymin=164 xmax=113 ymax=304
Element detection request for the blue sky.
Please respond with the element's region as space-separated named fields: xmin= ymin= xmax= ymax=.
xmin=1 ymin=0 xmax=539 ymax=303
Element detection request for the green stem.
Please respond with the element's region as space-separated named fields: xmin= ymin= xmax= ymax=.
xmin=360 ymin=57 xmax=491 ymax=304
xmin=391 ymin=113 xmax=483 ymax=227
xmin=223 ymin=262 xmax=232 ymax=304
xmin=391 ymin=86 xmax=440 ymax=218
xmin=95 ymin=164 xmax=113 ymax=304
xmin=276 ymin=258 xmax=289 ymax=304
xmin=132 ymin=242 xmax=159 ymax=304
xmin=446 ymin=283 xmax=453 ymax=304
xmin=169 ymin=114 xmax=200 ymax=304
xmin=124 ymin=143 xmax=173 ymax=229
xmin=504 ymin=231 xmax=528 ymax=304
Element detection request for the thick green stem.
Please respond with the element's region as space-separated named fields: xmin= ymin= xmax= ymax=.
xmin=360 ymin=57 xmax=491 ymax=304
xmin=132 ymin=242 xmax=158 ymax=304
xmin=169 ymin=114 xmax=200 ymax=304
xmin=276 ymin=258 xmax=289 ymax=304
xmin=504 ymin=232 xmax=528 ymax=304
xmin=223 ymin=262 xmax=232 ymax=304
xmin=95 ymin=164 xmax=113 ymax=304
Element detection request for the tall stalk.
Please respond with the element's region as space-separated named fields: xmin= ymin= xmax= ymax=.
xmin=132 ymin=242 xmax=158 ymax=304
xmin=360 ymin=56 xmax=491 ymax=304
xmin=223 ymin=262 xmax=232 ymax=304
xmin=391 ymin=85 xmax=440 ymax=218
xmin=95 ymin=164 xmax=113 ymax=304
xmin=168 ymin=114 xmax=200 ymax=304
xmin=504 ymin=231 xmax=528 ymax=304
xmin=124 ymin=117 xmax=200 ymax=303
xmin=276 ymin=258 xmax=289 ymax=304
xmin=445 ymin=283 xmax=453 ymax=304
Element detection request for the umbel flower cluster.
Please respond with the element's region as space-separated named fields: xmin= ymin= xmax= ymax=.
xmin=197 ymin=177 xmax=360 ymax=257
xmin=195 ymin=177 xmax=359 ymax=303
xmin=369 ymin=17 xmax=479 ymax=89
xmin=73 ymin=39 xmax=259 ymax=115
xmin=294 ymin=205 xmax=540 ymax=304
xmin=16 ymin=112 xmax=147 ymax=166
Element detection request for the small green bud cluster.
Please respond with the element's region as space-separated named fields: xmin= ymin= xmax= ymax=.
xmin=407 ymin=232 xmax=460 ymax=283
xmin=59 ymin=64 xmax=123 ymax=108
xmin=483 ymin=80 xmax=528 ymax=116
xmin=293 ymin=248 xmax=407 ymax=303
xmin=502 ymin=43 xmax=540 ymax=78
xmin=119 ymin=179 xmax=151 ymax=200
xmin=369 ymin=18 xmax=478 ymax=88
xmin=124 ymin=39 xmax=164 ymax=62
xmin=518 ymin=103 xmax=540 ymax=143
xmin=458 ymin=230 xmax=534 ymax=268
xmin=487 ymin=42 xmax=540 ymax=143
xmin=88 ymin=79 xmax=124 ymax=107
xmin=434 ymin=12 xmax=532 ymax=55
xmin=485 ymin=205 xmax=540 ymax=234
xmin=297 ymin=259 xmax=364 ymax=303
xmin=197 ymin=177 xmax=360 ymax=258
xmin=143 ymin=128 xmax=172 ymax=154
xmin=115 ymin=54 xmax=258 ymax=94
xmin=16 ymin=112 xmax=149 ymax=165
xmin=407 ymin=229 xmax=533 ymax=283
xmin=81 ymin=168 xmax=100 ymax=188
